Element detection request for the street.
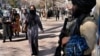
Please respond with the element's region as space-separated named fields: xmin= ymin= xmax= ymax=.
xmin=0 ymin=17 xmax=100 ymax=56
xmin=0 ymin=18 xmax=63 ymax=56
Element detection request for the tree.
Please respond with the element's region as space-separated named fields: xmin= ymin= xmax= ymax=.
xmin=8 ymin=0 xmax=18 ymax=8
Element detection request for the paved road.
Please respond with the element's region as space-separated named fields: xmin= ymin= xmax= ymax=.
xmin=0 ymin=18 xmax=64 ymax=56
xmin=0 ymin=17 xmax=100 ymax=56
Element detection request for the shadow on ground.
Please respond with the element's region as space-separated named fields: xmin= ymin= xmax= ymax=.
xmin=39 ymin=46 xmax=56 ymax=56
xmin=44 ymin=25 xmax=62 ymax=32
xmin=0 ymin=24 xmax=62 ymax=42
xmin=39 ymin=34 xmax=58 ymax=39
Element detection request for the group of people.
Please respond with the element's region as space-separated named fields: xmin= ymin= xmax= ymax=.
xmin=1 ymin=0 xmax=100 ymax=56
xmin=47 ymin=7 xmax=67 ymax=21
xmin=1 ymin=5 xmax=44 ymax=56
xmin=2 ymin=7 xmax=21 ymax=42
xmin=2 ymin=6 xmax=37 ymax=42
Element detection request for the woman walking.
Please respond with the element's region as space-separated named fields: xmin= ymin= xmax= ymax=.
xmin=26 ymin=5 xmax=44 ymax=56
xmin=12 ymin=10 xmax=21 ymax=36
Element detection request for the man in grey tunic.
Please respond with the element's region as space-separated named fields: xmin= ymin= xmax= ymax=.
xmin=2 ymin=8 xmax=13 ymax=42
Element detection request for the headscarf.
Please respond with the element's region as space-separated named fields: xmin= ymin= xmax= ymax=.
xmin=29 ymin=5 xmax=36 ymax=15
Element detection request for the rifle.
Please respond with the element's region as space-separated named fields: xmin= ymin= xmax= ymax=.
xmin=54 ymin=18 xmax=68 ymax=56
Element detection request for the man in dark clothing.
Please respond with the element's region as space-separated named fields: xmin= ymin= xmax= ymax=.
xmin=56 ymin=8 xmax=60 ymax=21
xmin=65 ymin=0 xmax=96 ymax=56
xmin=61 ymin=8 xmax=66 ymax=20
xmin=55 ymin=0 xmax=96 ymax=56
xmin=2 ymin=8 xmax=13 ymax=43
xmin=47 ymin=9 xmax=53 ymax=18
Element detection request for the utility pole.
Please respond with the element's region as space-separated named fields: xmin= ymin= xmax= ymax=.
xmin=45 ymin=0 xmax=47 ymax=19
xmin=45 ymin=0 xmax=47 ymax=12
xmin=24 ymin=0 xmax=27 ymax=9
xmin=52 ymin=0 xmax=54 ymax=10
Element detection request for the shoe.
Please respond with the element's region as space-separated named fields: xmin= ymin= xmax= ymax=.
xmin=3 ymin=40 xmax=6 ymax=43
xmin=9 ymin=37 xmax=12 ymax=42
xmin=26 ymin=37 xmax=28 ymax=40
xmin=31 ymin=55 xmax=38 ymax=56
xmin=10 ymin=39 xmax=12 ymax=42
xmin=31 ymin=54 xmax=38 ymax=56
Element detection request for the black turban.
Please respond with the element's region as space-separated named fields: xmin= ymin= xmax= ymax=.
xmin=72 ymin=0 xmax=96 ymax=13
